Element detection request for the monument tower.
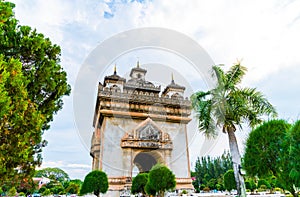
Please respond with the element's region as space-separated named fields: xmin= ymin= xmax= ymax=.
xmin=90 ymin=62 xmax=193 ymax=196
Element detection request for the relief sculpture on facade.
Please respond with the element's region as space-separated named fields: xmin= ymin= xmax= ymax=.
xmin=121 ymin=117 xmax=172 ymax=150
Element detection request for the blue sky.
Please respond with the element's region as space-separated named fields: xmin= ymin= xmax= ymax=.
xmin=10 ymin=0 xmax=300 ymax=180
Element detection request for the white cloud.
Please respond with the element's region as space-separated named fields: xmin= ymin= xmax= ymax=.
xmin=141 ymin=0 xmax=300 ymax=83
xmin=67 ymin=164 xmax=91 ymax=169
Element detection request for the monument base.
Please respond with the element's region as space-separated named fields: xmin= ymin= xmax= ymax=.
xmin=102 ymin=177 xmax=193 ymax=197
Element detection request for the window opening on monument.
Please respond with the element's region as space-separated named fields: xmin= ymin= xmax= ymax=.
xmin=133 ymin=152 xmax=157 ymax=173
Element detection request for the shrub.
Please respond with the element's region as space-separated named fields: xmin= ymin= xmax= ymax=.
xmin=274 ymin=187 xmax=282 ymax=192
xmin=181 ymin=190 xmax=187 ymax=194
xmin=80 ymin=170 xmax=108 ymax=197
xmin=258 ymin=179 xmax=271 ymax=189
xmin=260 ymin=185 xmax=267 ymax=190
xmin=42 ymin=189 xmax=51 ymax=196
xmin=203 ymin=187 xmax=210 ymax=192
xmin=8 ymin=187 xmax=17 ymax=196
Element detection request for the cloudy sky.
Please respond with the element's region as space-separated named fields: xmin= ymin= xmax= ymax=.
xmin=10 ymin=0 xmax=300 ymax=180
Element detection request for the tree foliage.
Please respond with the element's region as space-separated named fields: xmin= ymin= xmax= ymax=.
xmin=244 ymin=119 xmax=300 ymax=197
xmin=0 ymin=56 xmax=44 ymax=184
xmin=288 ymin=120 xmax=300 ymax=187
xmin=191 ymin=62 xmax=277 ymax=197
xmin=244 ymin=119 xmax=290 ymax=177
xmin=257 ymin=179 xmax=271 ymax=189
xmin=7 ymin=186 xmax=17 ymax=196
xmin=65 ymin=182 xmax=80 ymax=195
xmin=145 ymin=164 xmax=176 ymax=197
xmin=245 ymin=179 xmax=256 ymax=193
xmin=0 ymin=0 xmax=70 ymax=184
xmin=80 ymin=170 xmax=108 ymax=197
xmin=193 ymin=151 xmax=232 ymax=191
xmin=223 ymin=170 xmax=236 ymax=192
xmin=279 ymin=120 xmax=300 ymax=197
xmin=37 ymin=178 xmax=82 ymax=195
xmin=131 ymin=173 xmax=148 ymax=195
xmin=35 ymin=167 xmax=69 ymax=182
xmin=41 ymin=188 xmax=51 ymax=196
xmin=65 ymin=179 xmax=82 ymax=194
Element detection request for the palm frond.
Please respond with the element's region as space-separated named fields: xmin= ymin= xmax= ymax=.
xmin=192 ymin=63 xmax=276 ymax=137
xmin=234 ymin=87 xmax=277 ymax=128
xmin=226 ymin=62 xmax=247 ymax=89
xmin=191 ymin=91 xmax=217 ymax=138
xmin=212 ymin=65 xmax=226 ymax=87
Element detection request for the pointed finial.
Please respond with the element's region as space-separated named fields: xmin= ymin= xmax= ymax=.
xmin=113 ymin=64 xmax=117 ymax=75
xmin=137 ymin=60 xmax=140 ymax=68
xmin=171 ymin=73 xmax=175 ymax=84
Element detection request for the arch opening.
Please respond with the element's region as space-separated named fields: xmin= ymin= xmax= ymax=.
xmin=133 ymin=152 xmax=157 ymax=173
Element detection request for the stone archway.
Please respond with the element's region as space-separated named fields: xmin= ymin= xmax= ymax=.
xmin=132 ymin=151 xmax=164 ymax=174
xmin=133 ymin=152 xmax=157 ymax=173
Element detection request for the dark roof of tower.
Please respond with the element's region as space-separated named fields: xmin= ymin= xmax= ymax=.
xmin=103 ymin=66 xmax=126 ymax=86
xmin=124 ymin=78 xmax=161 ymax=92
xmin=124 ymin=62 xmax=160 ymax=93
xmin=162 ymin=78 xmax=185 ymax=95
xmin=129 ymin=61 xmax=147 ymax=77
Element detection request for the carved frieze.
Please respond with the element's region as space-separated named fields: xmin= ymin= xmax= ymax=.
xmin=121 ymin=117 xmax=173 ymax=150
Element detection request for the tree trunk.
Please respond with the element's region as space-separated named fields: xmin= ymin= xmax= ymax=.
xmin=227 ymin=128 xmax=246 ymax=197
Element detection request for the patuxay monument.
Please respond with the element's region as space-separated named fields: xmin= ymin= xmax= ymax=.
xmin=90 ymin=62 xmax=193 ymax=196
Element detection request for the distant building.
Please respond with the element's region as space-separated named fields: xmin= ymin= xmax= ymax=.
xmin=90 ymin=62 xmax=193 ymax=197
xmin=32 ymin=177 xmax=50 ymax=189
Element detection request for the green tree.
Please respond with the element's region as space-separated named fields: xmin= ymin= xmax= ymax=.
xmin=144 ymin=183 xmax=156 ymax=196
xmin=51 ymin=184 xmax=65 ymax=195
xmin=45 ymin=181 xmax=65 ymax=195
xmin=35 ymin=168 xmax=69 ymax=182
xmin=16 ymin=179 xmax=36 ymax=195
xmin=191 ymin=63 xmax=277 ymax=196
xmin=80 ymin=170 xmax=108 ymax=197
xmin=64 ymin=179 xmax=82 ymax=194
xmin=289 ymin=120 xmax=300 ymax=187
xmin=0 ymin=0 xmax=70 ymax=184
xmin=145 ymin=164 xmax=176 ymax=197
xmin=7 ymin=187 xmax=16 ymax=197
xmin=245 ymin=179 xmax=256 ymax=193
xmin=223 ymin=170 xmax=236 ymax=193
xmin=279 ymin=120 xmax=300 ymax=197
xmin=69 ymin=179 xmax=83 ymax=187
xmin=0 ymin=56 xmax=44 ymax=185
xmin=0 ymin=1 xmax=70 ymax=129
xmin=243 ymin=119 xmax=300 ymax=196
xmin=131 ymin=173 xmax=148 ymax=196
xmin=38 ymin=185 xmax=47 ymax=194
xmin=193 ymin=151 xmax=232 ymax=191
xmin=66 ymin=182 xmax=80 ymax=195
xmin=41 ymin=188 xmax=51 ymax=196
xmin=244 ymin=119 xmax=290 ymax=177
xmin=257 ymin=179 xmax=271 ymax=190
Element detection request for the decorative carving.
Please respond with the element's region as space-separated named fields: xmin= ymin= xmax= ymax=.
xmin=139 ymin=124 xmax=159 ymax=141
xmin=121 ymin=118 xmax=172 ymax=150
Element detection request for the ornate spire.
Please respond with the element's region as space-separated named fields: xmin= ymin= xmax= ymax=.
xmin=171 ymin=73 xmax=175 ymax=84
xmin=114 ymin=64 xmax=117 ymax=75
xmin=137 ymin=60 xmax=140 ymax=68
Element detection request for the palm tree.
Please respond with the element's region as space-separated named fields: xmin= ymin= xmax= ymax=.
xmin=191 ymin=62 xmax=277 ymax=197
